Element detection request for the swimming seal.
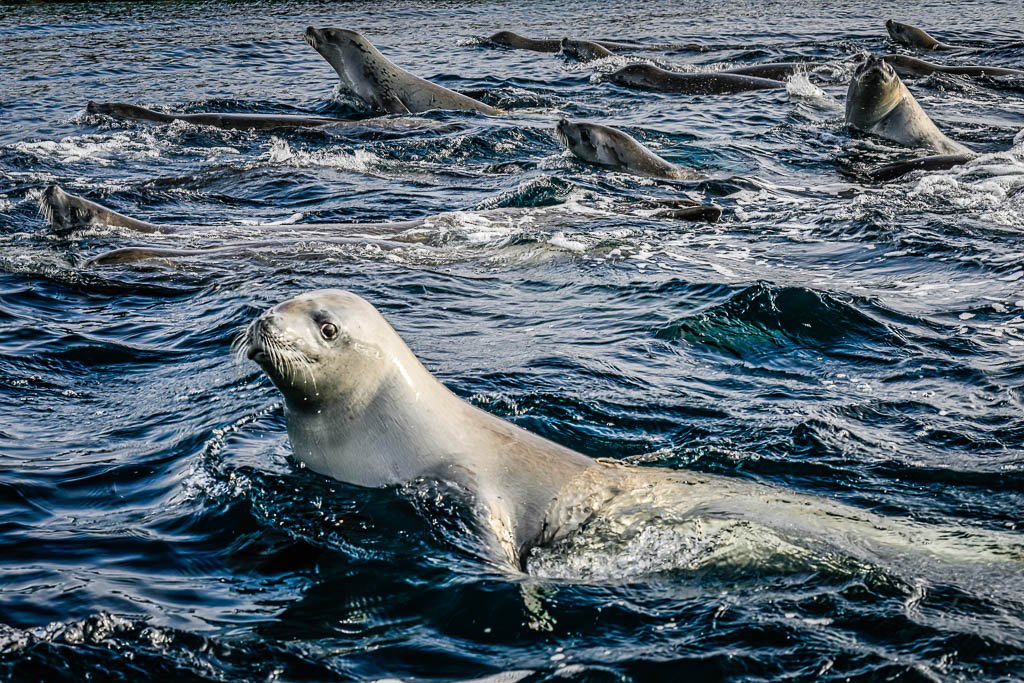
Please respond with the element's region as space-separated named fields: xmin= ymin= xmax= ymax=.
xmin=845 ymin=55 xmax=971 ymax=155
xmin=87 ymin=101 xmax=351 ymax=131
xmin=717 ymin=62 xmax=822 ymax=80
xmin=875 ymin=54 xmax=1024 ymax=79
xmin=85 ymin=101 xmax=434 ymax=132
xmin=244 ymin=290 xmax=1024 ymax=574
xmin=487 ymin=31 xmax=633 ymax=53
xmin=559 ymin=38 xmax=614 ymax=62
xmin=606 ymin=64 xmax=784 ymax=95
xmin=886 ymin=20 xmax=956 ymax=51
xmin=555 ymin=119 xmax=699 ymax=180
xmin=304 ymin=27 xmax=498 ymax=115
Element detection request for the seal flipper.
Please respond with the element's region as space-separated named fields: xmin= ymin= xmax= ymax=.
xmin=869 ymin=153 xmax=975 ymax=181
xmin=378 ymin=92 xmax=412 ymax=115
xmin=37 ymin=186 xmax=166 ymax=234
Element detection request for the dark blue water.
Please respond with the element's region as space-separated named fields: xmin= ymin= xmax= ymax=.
xmin=2 ymin=1 xmax=1024 ymax=680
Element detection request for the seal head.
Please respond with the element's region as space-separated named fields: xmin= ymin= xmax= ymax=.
xmin=846 ymin=54 xmax=902 ymax=130
xmin=885 ymin=20 xmax=947 ymax=50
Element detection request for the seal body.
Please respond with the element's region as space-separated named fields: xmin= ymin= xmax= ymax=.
xmin=86 ymin=101 xmax=351 ymax=130
xmin=718 ymin=62 xmax=819 ymax=80
xmin=606 ymin=64 xmax=783 ymax=95
xmin=878 ymin=54 xmax=1024 ymax=78
xmin=84 ymin=101 xmax=436 ymax=131
xmin=488 ymin=31 xmax=633 ymax=53
xmin=304 ymin=27 xmax=497 ymax=115
xmin=244 ymin=290 xmax=595 ymax=564
xmin=845 ymin=55 xmax=971 ymax=155
xmin=554 ymin=119 xmax=699 ymax=180
xmin=886 ymin=20 xmax=955 ymax=50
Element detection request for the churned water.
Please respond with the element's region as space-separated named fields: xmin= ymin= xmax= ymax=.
xmin=2 ymin=1 xmax=1023 ymax=680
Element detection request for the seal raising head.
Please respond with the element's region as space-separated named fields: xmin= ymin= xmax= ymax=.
xmin=244 ymin=291 xmax=1024 ymax=579
xmin=846 ymin=54 xmax=971 ymax=156
xmin=242 ymin=289 xmax=595 ymax=565
xmin=554 ymin=118 xmax=699 ymax=180
xmin=885 ymin=20 xmax=952 ymax=50
xmin=303 ymin=27 xmax=497 ymax=115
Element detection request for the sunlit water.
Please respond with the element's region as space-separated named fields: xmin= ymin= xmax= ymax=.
xmin=2 ymin=1 xmax=1023 ymax=680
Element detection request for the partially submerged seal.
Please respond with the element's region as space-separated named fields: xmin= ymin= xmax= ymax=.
xmin=606 ymin=63 xmax=784 ymax=95
xmin=243 ymin=290 xmax=1024 ymax=574
xmin=554 ymin=118 xmax=700 ymax=180
xmin=886 ymin=20 xmax=956 ymax=51
xmin=304 ymin=27 xmax=498 ymax=115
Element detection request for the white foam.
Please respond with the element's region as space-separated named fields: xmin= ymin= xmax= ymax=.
xmin=265 ymin=137 xmax=382 ymax=172
xmin=15 ymin=132 xmax=161 ymax=165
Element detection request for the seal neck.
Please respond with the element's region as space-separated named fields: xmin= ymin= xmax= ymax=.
xmin=283 ymin=350 xmax=476 ymax=488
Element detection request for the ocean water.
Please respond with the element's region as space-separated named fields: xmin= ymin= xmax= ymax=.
xmin=2 ymin=1 xmax=1023 ymax=680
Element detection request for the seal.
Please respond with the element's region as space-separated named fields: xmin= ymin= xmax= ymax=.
xmin=304 ymin=27 xmax=498 ymax=115
xmin=559 ymin=38 xmax=614 ymax=62
xmin=845 ymin=55 xmax=972 ymax=155
xmin=873 ymin=54 xmax=1024 ymax=79
xmin=85 ymin=101 xmax=434 ymax=132
xmin=717 ymin=62 xmax=823 ymax=80
xmin=243 ymin=289 xmax=596 ymax=565
xmin=86 ymin=101 xmax=353 ymax=131
xmin=885 ymin=20 xmax=956 ymax=51
xmin=605 ymin=64 xmax=784 ymax=95
xmin=555 ymin=118 xmax=699 ymax=180
xmin=38 ymin=185 xmax=163 ymax=234
xmin=244 ymin=290 xmax=1024 ymax=574
xmin=487 ymin=31 xmax=633 ymax=53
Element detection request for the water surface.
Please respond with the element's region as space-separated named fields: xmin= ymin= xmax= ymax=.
xmin=2 ymin=1 xmax=1023 ymax=680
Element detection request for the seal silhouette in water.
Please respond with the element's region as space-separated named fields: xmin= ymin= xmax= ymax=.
xmin=487 ymin=31 xmax=634 ymax=53
xmin=304 ymin=27 xmax=498 ymax=114
xmin=555 ymin=119 xmax=700 ymax=180
xmin=885 ymin=20 xmax=956 ymax=50
xmin=84 ymin=101 xmax=434 ymax=132
xmin=846 ymin=55 xmax=975 ymax=180
xmin=243 ymin=289 xmax=1024 ymax=576
xmin=559 ymin=38 xmax=614 ymax=62
xmin=606 ymin=63 xmax=784 ymax=95
xmin=877 ymin=54 xmax=1024 ymax=78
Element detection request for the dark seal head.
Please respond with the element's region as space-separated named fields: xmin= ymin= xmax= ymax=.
xmin=885 ymin=20 xmax=948 ymax=50
xmin=846 ymin=54 xmax=901 ymax=129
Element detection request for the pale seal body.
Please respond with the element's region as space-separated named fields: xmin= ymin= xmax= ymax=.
xmin=246 ymin=290 xmax=1024 ymax=576
xmin=886 ymin=20 xmax=955 ymax=50
xmin=845 ymin=55 xmax=971 ymax=155
xmin=606 ymin=64 xmax=784 ymax=95
xmin=555 ymin=119 xmax=699 ymax=180
xmin=305 ymin=27 xmax=497 ymax=115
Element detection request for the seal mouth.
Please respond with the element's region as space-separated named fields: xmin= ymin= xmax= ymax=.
xmin=235 ymin=315 xmax=318 ymax=384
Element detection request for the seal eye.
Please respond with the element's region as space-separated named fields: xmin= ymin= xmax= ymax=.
xmin=320 ymin=322 xmax=338 ymax=340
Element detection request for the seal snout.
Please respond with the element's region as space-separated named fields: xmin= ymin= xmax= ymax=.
xmin=246 ymin=314 xmax=286 ymax=364
xmin=304 ymin=26 xmax=321 ymax=48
